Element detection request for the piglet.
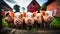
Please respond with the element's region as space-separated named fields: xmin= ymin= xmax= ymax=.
xmin=43 ymin=12 xmax=54 ymax=28
xmin=5 ymin=11 xmax=14 ymax=27
xmin=14 ymin=12 xmax=23 ymax=28
xmin=25 ymin=12 xmax=34 ymax=26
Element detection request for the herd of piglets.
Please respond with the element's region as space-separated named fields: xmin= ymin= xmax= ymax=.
xmin=1 ymin=11 xmax=54 ymax=28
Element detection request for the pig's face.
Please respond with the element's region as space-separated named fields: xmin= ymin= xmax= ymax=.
xmin=43 ymin=16 xmax=54 ymax=23
xmin=25 ymin=12 xmax=34 ymax=26
xmin=47 ymin=16 xmax=54 ymax=23
xmin=5 ymin=15 xmax=14 ymax=23
xmin=5 ymin=11 xmax=14 ymax=23
xmin=14 ymin=18 xmax=23 ymax=27
xmin=14 ymin=12 xmax=23 ymax=27
xmin=25 ymin=17 xmax=34 ymax=26
xmin=33 ymin=13 xmax=42 ymax=24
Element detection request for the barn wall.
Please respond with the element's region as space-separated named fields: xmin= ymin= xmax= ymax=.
xmin=46 ymin=0 xmax=60 ymax=17
xmin=27 ymin=0 xmax=40 ymax=13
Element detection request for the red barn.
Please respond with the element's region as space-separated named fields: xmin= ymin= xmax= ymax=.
xmin=0 ymin=0 xmax=12 ymax=11
xmin=46 ymin=0 xmax=60 ymax=17
xmin=27 ymin=0 xmax=41 ymax=13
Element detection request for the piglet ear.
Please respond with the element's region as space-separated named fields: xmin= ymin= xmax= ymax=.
xmin=23 ymin=12 xmax=26 ymax=17
xmin=9 ymin=11 xmax=14 ymax=19
xmin=33 ymin=12 xmax=37 ymax=17
xmin=1 ymin=11 xmax=7 ymax=16
xmin=9 ymin=11 xmax=14 ymax=17
xmin=6 ymin=12 xmax=9 ymax=16
xmin=40 ymin=11 xmax=45 ymax=16
xmin=21 ymin=12 xmax=26 ymax=17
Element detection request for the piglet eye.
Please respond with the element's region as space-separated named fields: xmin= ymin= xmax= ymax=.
xmin=8 ymin=15 xmax=11 ymax=18
xmin=6 ymin=13 xmax=9 ymax=16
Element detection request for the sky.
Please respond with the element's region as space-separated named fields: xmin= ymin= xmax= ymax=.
xmin=4 ymin=0 xmax=48 ymax=12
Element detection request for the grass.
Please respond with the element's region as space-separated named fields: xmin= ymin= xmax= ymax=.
xmin=51 ymin=16 xmax=60 ymax=29
xmin=2 ymin=17 xmax=9 ymax=27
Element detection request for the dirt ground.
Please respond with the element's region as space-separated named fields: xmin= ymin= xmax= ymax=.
xmin=0 ymin=27 xmax=60 ymax=34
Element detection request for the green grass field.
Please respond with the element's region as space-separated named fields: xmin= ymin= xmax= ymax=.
xmin=2 ymin=17 xmax=9 ymax=27
xmin=51 ymin=16 xmax=60 ymax=28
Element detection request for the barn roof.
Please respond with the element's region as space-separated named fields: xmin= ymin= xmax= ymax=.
xmin=27 ymin=0 xmax=41 ymax=8
xmin=0 ymin=0 xmax=12 ymax=11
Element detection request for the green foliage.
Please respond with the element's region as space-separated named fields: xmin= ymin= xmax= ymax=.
xmin=51 ymin=16 xmax=60 ymax=28
xmin=40 ymin=2 xmax=46 ymax=10
xmin=13 ymin=5 xmax=20 ymax=12
xmin=22 ymin=7 xmax=25 ymax=11
xmin=31 ymin=28 xmax=37 ymax=32
xmin=2 ymin=17 xmax=9 ymax=27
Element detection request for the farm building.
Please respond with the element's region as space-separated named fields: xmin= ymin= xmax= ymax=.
xmin=0 ymin=0 xmax=12 ymax=11
xmin=27 ymin=0 xmax=41 ymax=13
xmin=46 ymin=0 xmax=60 ymax=17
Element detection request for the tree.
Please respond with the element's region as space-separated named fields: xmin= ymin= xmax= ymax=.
xmin=46 ymin=0 xmax=54 ymax=6
xmin=13 ymin=5 xmax=20 ymax=12
xmin=40 ymin=2 xmax=46 ymax=11
xmin=22 ymin=7 xmax=25 ymax=12
xmin=40 ymin=0 xmax=55 ymax=11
